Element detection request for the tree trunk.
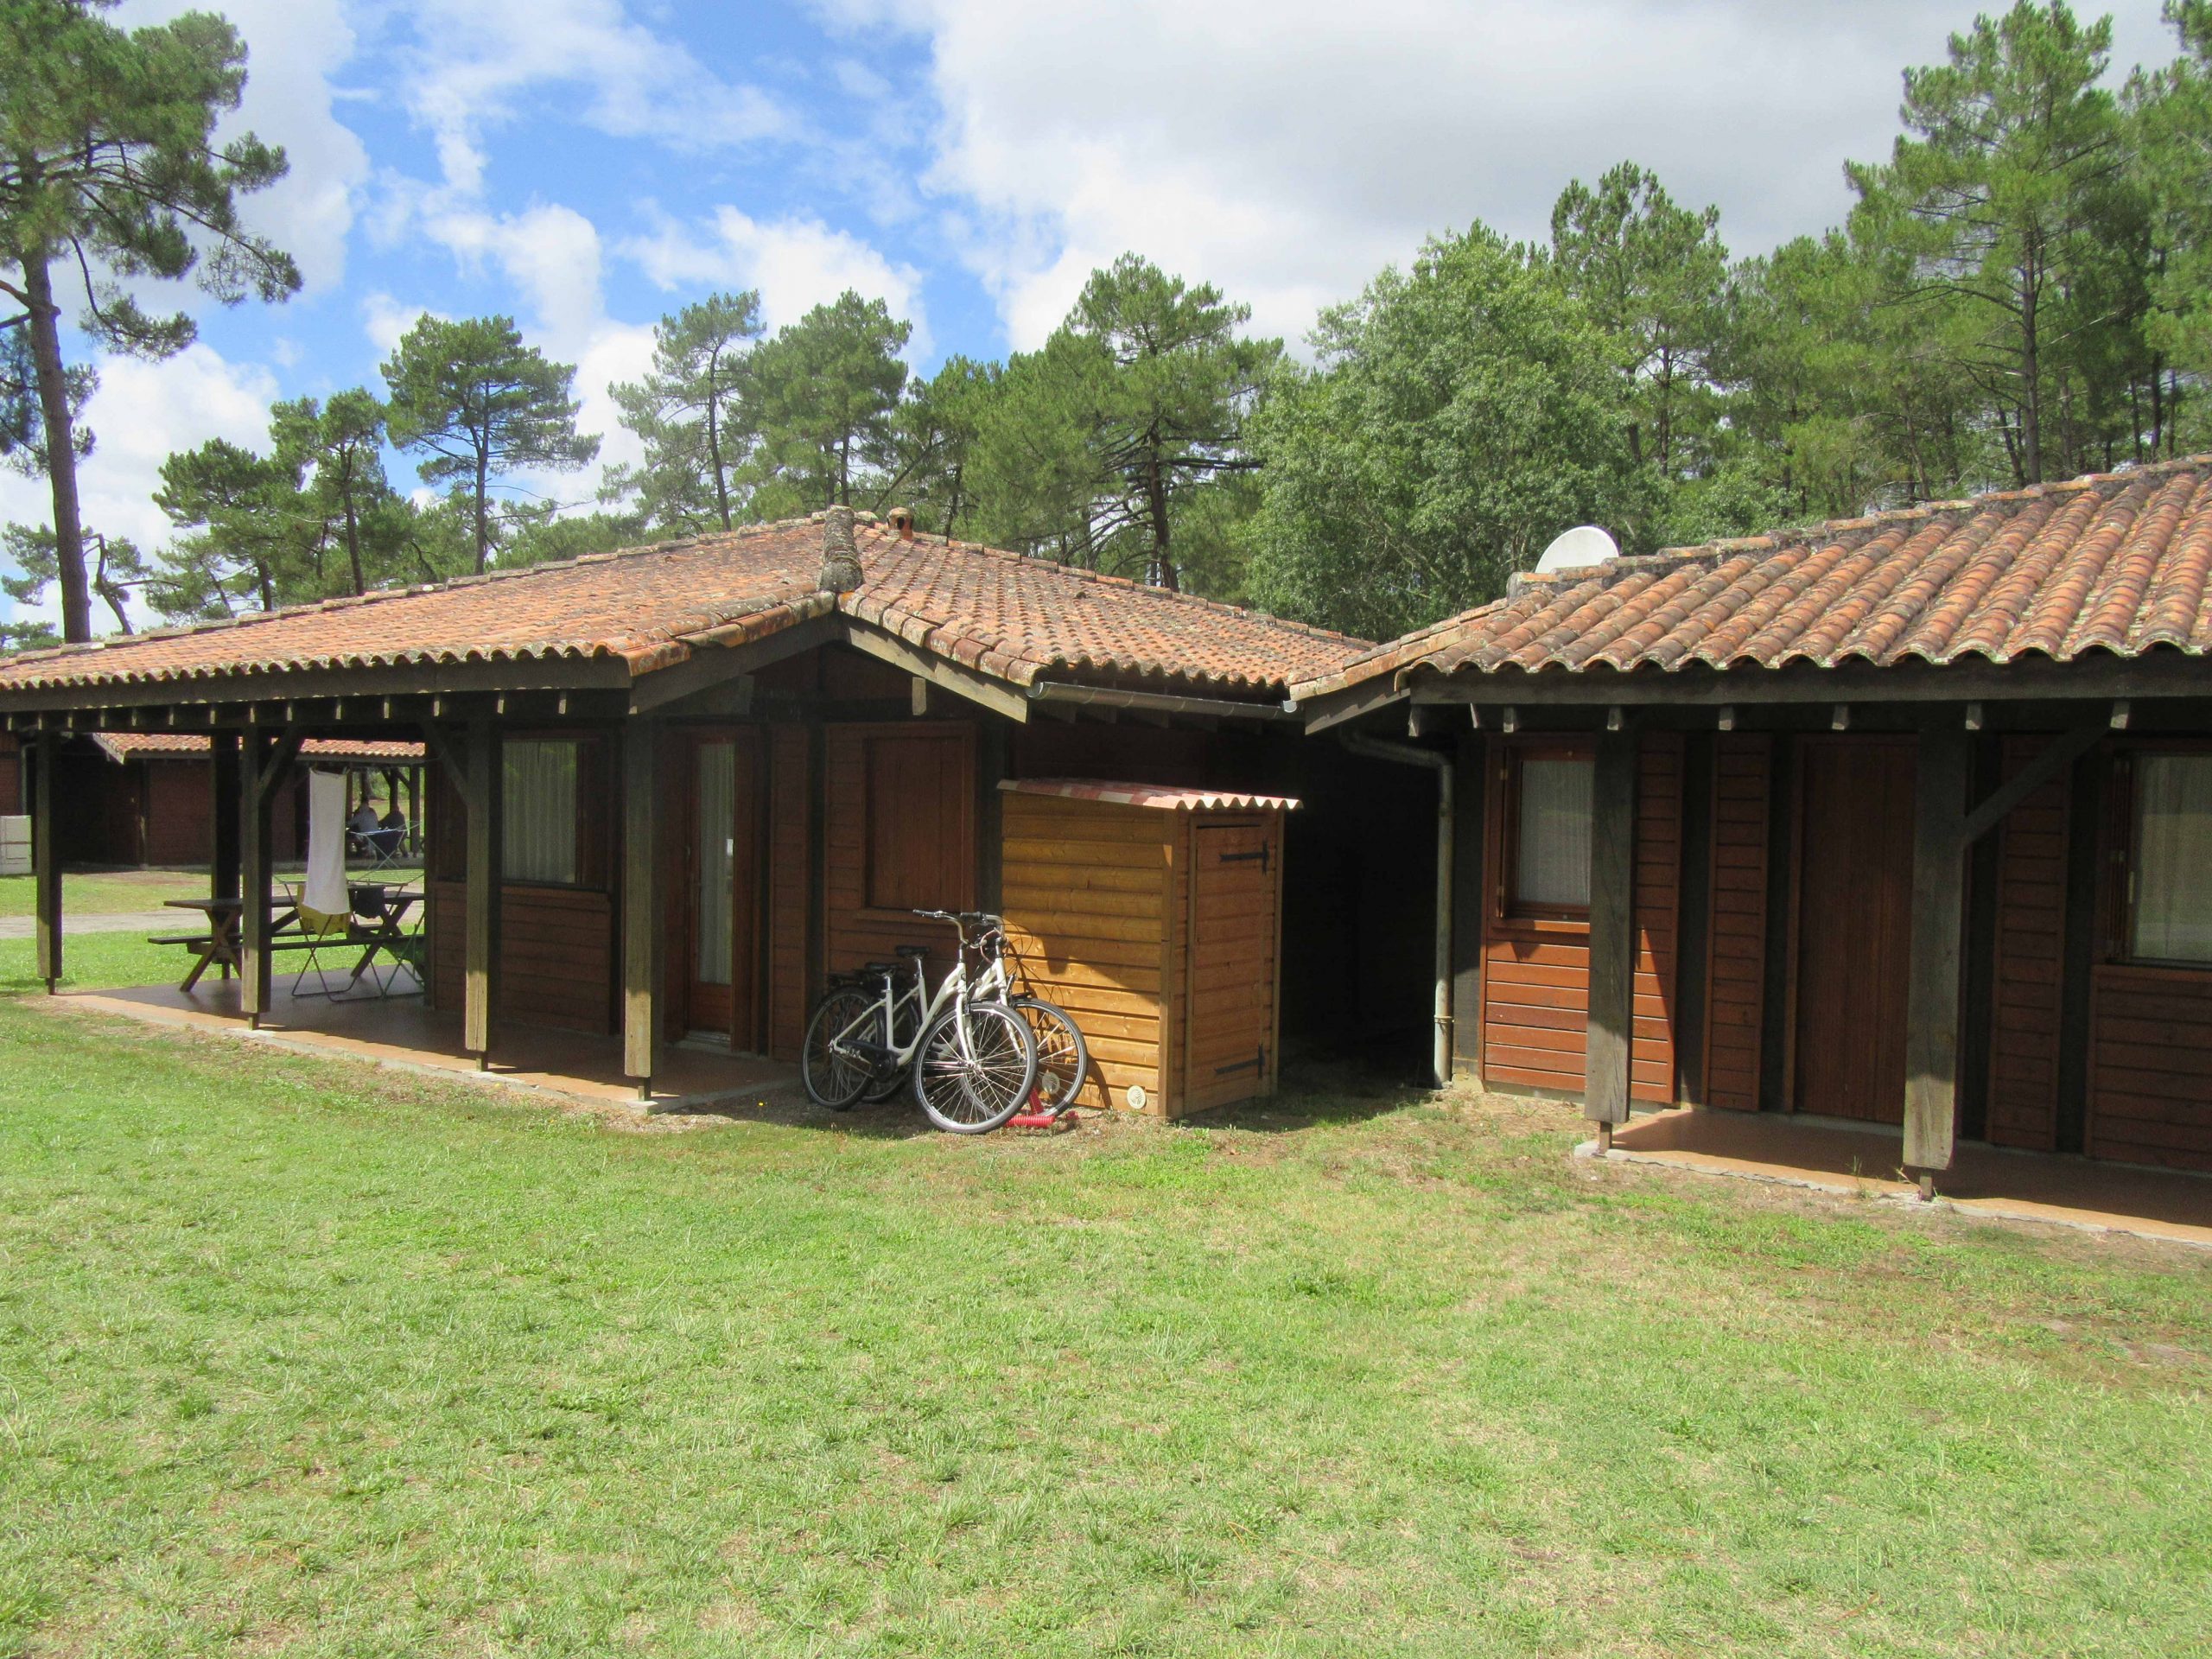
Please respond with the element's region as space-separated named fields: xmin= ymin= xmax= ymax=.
xmin=342 ymin=489 xmax=365 ymax=596
xmin=706 ymin=385 xmax=731 ymax=531
xmin=474 ymin=448 xmax=490 ymax=574
xmin=92 ymin=536 xmax=132 ymax=635
xmin=1143 ymin=449 xmax=1177 ymax=591
xmin=2018 ymin=248 xmax=2042 ymax=485
xmin=22 ymin=257 xmax=92 ymax=643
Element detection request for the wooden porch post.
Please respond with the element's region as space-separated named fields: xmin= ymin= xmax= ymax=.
xmin=237 ymin=730 xmax=301 ymax=1027
xmin=1904 ymin=726 xmax=1971 ymax=1186
xmin=33 ymin=733 xmax=60 ymax=993
xmin=1450 ymin=733 xmax=1487 ymax=1085
xmin=621 ymin=718 xmax=659 ymax=1097
xmin=463 ymin=715 xmax=502 ymax=1068
xmin=1585 ymin=725 xmax=1638 ymax=1147
xmin=210 ymin=731 xmax=241 ymax=904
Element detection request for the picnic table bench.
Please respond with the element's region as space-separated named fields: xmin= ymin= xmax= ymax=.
xmin=156 ymin=886 xmax=423 ymax=997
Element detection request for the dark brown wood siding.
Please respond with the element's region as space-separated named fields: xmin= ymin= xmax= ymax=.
xmin=2088 ymin=966 xmax=2212 ymax=1172
xmin=1633 ymin=734 xmax=1684 ymax=1104
xmin=1703 ymin=735 xmax=1770 ymax=1111
xmin=1986 ymin=735 xmax=2069 ymax=1151
xmin=766 ymin=723 xmax=810 ymax=1061
xmin=823 ymin=722 xmax=976 ymax=978
xmin=1478 ymin=733 xmax=1681 ymax=1102
xmin=143 ymin=760 xmax=213 ymax=867
xmin=429 ymin=880 xmax=615 ymax=1035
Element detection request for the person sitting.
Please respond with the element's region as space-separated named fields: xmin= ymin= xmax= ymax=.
xmin=347 ymin=801 xmax=380 ymax=838
xmin=372 ymin=804 xmax=407 ymax=858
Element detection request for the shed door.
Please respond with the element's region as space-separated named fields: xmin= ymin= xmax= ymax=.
xmin=1185 ymin=818 xmax=1281 ymax=1113
xmin=1792 ymin=738 xmax=1914 ymax=1123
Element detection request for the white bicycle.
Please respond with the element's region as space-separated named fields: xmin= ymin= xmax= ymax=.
xmin=801 ymin=911 xmax=1041 ymax=1133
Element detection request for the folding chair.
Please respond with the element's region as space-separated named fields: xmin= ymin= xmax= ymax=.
xmin=289 ymin=898 xmax=359 ymax=999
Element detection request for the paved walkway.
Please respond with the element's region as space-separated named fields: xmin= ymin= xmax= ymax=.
xmin=0 ymin=911 xmax=176 ymax=940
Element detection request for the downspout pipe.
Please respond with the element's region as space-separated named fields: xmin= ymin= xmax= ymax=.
xmin=1338 ymin=732 xmax=1453 ymax=1089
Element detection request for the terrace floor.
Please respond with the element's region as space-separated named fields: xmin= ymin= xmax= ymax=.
xmin=1599 ymin=1105 xmax=2212 ymax=1248
xmin=55 ymin=976 xmax=803 ymax=1116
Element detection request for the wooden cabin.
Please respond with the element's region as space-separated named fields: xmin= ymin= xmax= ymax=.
xmin=1 ymin=508 xmax=1408 ymax=1109
xmin=1290 ymin=453 xmax=2212 ymax=1180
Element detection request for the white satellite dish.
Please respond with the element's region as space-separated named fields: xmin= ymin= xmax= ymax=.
xmin=1535 ymin=524 xmax=1619 ymax=575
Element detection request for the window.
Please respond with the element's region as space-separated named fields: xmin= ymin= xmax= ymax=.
xmin=503 ymin=739 xmax=580 ymax=885
xmin=1505 ymin=745 xmax=1593 ymax=916
xmin=2128 ymin=752 xmax=2212 ymax=964
xmin=864 ymin=732 xmax=969 ymax=911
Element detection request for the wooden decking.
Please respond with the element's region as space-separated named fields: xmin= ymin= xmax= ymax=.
xmin=1599 ymin=1106 xmax=2212 ymax=1248
xmin=53 ymin=978 xmax=804 ymax=1115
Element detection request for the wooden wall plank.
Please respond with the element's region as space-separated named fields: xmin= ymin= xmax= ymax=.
xmin=1701 ymin=735 xmax=1770 ymax=1111
xmin=1986 ymin=735 xmax=2069 ymax=1151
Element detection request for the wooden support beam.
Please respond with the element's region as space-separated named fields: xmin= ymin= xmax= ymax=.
xmin=1584 ymin=726 xmax=1637 ymax=1127
xmin=1450 ymin=734 xmax=1488 ymax=1084
xmin=238 ymin=729 xmax=303 ymax=1027
xmin=463 ymin=715 xmax=501 ymax=1067
xmin=33 ymin=734 xmax=60 ymax=993
xmin=210 ymin=731 xmax=241 ymax=904
xmin=621 ymin=718 xmax=658 ymax=1096
xmin=1957 ymin=723 xmax=2102 ymax=848
xmin=1904 ymin=726 xmax=1970 ymax=1174
xmin=841 ymin=620 xmax=1031 ymax=723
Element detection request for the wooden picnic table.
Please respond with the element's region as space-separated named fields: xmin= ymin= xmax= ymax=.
xmin=156 ymin=894 xmax=300 ymax=993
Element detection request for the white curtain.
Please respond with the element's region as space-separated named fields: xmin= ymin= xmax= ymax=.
xmin=503 ymin=741 xmax=578 ymax=885
xmin=695 ymin=744 xmax=734 ymax=984
xmin=2133 ymin=754 xmax=2212 ymax=963
xmin=1516 ymin=757 xmax=1593 ymax=909
xmin=304 ymin=769 xmax=350 ymax=919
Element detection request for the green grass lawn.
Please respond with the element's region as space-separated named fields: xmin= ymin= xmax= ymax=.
xmin=0 ymin=868 xmax=206 ymax=918
xmin=1 ymin=1001 xmax=2208 ymax=1656
xmin=0 ymin=865 xmax=427 ymax=920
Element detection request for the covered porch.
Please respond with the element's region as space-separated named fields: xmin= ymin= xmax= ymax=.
xmin=54 ymin=974 xmax=802 ymax=1115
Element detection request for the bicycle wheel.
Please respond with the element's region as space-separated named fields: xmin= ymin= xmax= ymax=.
xmin=912 ymin=1002 xmax=1036 ymax=1134
xmin=802 ymin=987 xmax=880 ymax=1109
xmin=1012 ymin=995 xmax=1089 ymax=1115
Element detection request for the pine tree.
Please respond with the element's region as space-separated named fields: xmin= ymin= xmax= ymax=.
xmin=605 ymin=291 xmax=763 ymax=532
xmin=0 ymin=0 xmax=297 ymax=641
xmin=381 ymin=315 xmax=598 ymax=573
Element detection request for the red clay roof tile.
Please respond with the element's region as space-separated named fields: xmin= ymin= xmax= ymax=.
xmin=0 ymin=517 xmax=1365 ymax=702
xmin=1291 ymin=455 xmax=2212 ymax=701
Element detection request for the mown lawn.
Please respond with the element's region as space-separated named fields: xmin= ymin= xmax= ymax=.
xmin=0 ymin=995 xmax=2208 ymax=1656
xmin=0 ymin=869 xmax=202 ymax=918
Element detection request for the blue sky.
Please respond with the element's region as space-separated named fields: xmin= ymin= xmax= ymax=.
xmin=3 ymin=0 xmax=2183 ymax=633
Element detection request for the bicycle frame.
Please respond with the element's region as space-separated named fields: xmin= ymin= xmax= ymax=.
xmin=824 ymin=912 xmax=1010 ymax=1070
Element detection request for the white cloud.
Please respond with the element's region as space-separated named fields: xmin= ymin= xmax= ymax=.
xmin=826 ymin=0 xmax=2177 ymax=351
xmin=386 ymin=0 xmax=787 ymax=198
xmin=0 ymin=346 xmax=279 ymax=632
xmin=622 ymin=207 xmax=931 ymax=355
xmin=118 ymin=0 xmax=369 ymax=295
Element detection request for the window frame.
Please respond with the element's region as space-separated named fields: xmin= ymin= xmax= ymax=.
xmin=1495 ymin=735 xmax=1597 ymax=927
xmin=429 ymin=730 xmax=611 ymax=893
xmin=2110 ymin=742 xmax=2212 ymax=969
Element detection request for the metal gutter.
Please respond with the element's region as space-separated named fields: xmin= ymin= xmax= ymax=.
xmin=1026 ymin=680 xmax=1300 ymax=721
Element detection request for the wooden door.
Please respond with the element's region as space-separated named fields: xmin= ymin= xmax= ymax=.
xmin=1184 ymin=817 xmax=1281 ymax=1114
xmin=682 ymin=729 xmax=762 ymax=1048
xmin=1792 ymin=738 xmax=1915 ymax=1123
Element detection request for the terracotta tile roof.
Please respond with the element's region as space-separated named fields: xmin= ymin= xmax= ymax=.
xmin=88 ymin=733 xmax=424 ymax=764
xmin=0 ymin=516 xmax=1365 ymax=702
xmin=1000 ymin=778 xmax=1302 ymax=811
xmin=1290 ymin=454 xmax=2212 ymax=701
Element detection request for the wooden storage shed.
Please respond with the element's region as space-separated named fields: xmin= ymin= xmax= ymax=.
xmin=998 ymin=779 xmax=1295 ymax=1119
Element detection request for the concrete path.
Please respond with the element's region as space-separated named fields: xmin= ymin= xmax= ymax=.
xmin=0 ymin=910 xmax=178 ymax=940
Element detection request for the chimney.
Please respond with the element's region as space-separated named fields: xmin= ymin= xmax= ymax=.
xmin=817 ymin=505 xmax=863 ymax=593
xmin=887 ymin=505 xmax=916 ymax=542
